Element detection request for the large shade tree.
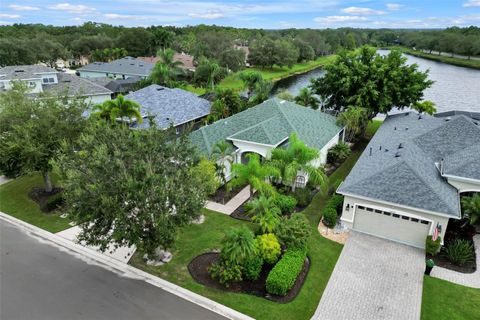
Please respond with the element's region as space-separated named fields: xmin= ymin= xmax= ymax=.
xmin=56 ymin=123 xmax=207 ymax=259
xmin=270 ymin=133 xmax=328 ymax=192
xmin=0 ymin=83 xmax=87 ymax=191
xmin=310 ymin=47 xmax=434 ymax=119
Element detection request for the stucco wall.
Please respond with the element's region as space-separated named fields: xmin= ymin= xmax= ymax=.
xmin=84 ymin=94 xmax=111 ymax=105
xmin=340 ymin=194 xmax=451 ymax=244
xmin=318 ymin=132 xmax=341 ymax=165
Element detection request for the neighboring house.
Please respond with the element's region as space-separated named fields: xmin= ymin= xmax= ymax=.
xmin=0 ymin=65 xmax=112 ymax=104
xmin=55 ymin=56 xmax=89 ymax=69
xmin=78 ymin=57 xmax=154 ymax=79
xmin=137 ymin=52 xmax=196 ymax=72
xmin=126 ymin=84 xmax=210 ymax=132
xmin=337 ymin=111 xmax=480 ymax=249
xmin=190 ymin=98 xmax=344 ymax=184
xmin=88 ymin=76 xmax=142 ymax=98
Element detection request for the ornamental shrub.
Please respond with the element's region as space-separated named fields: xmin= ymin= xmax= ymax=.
xmin=425 ymin=235 xmax=442 ymax=256
xmin=322 ymin=207 xmax=337 ymax=228
xmin=243 ymin=255 xmax=263 ymax=281
xmin=293 ymin=188 xmax=311 ymax=207
xmin=326 ymin=194 xmax=344 ymax=214
xmin=209 ymin=260 xmax=243 ymax=287
xmin=274 ymin=194 xmax=297 ymax=215
xmin=327 ymin=142 xmax=351 ymax=164
xmin=443 ymin=239 xmax=475 ymax=266
xmin=256 ymin=233 xmax=281 ymax=264
xmin=265 ymin=248 xmax=306 ymax=296
xmin=275 ymin=214 xmax=311 ymax=250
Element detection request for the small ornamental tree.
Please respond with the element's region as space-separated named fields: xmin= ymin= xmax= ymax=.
xmin=210 ymin=140 xmax=234 ymax=186
xmin=275 ymin=214 xmax=311 ymax=250
xmin=56 ymin=122 xmax=206 ymax=260
xmin=256 ymin=233 xmax=281 ymax=264
xmin=0 ymin=83 xmax=87 ymax=191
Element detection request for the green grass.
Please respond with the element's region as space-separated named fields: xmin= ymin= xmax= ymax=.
xmin=0 ymin=173 xmax=71 ymax=233
xmin=387 ymin=46 xmax=480 ymax=70
xmin=130 ymin=120 xmax=382 ymax=320
xmin=421 ymin=276 xmax=480 ymax=320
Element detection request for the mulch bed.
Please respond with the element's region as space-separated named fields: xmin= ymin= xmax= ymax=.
xmin=230 ymin=200 xmax=251 ymax=221
xmin=427 ymin=219 xmax=477 ymax=273
xmin=28 ymin=187 xmax=63 ymax=213
xmin=188 ymin=252 xmax=310 ymax=303
xmin=208 ymin=184 xmax=247 ymax=204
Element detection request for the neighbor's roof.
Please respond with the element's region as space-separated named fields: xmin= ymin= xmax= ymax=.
xmin=338 ymin=111 xmax=480 ymax=218
xmin=78 ymin=57 xmax=154 ymax=77
xmin=137 ymin=53 xmax=196 ymax=70
xmin=0 ymin=65 xmax=57 ymax=80
xmin=42 ymin=72 xmax=112 ymax=96
xmin=190 ymin=98 xmax=342 ymax=155
xmin=88 ymin=76 xmax=142 ymax=93
xmin=125 ymin=84 xmax=210 ymax=129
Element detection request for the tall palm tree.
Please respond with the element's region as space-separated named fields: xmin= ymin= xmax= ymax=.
xmin=246 ymin=195 xmax=281 ymax=233
xmin=93 ymin=94 xmax=142 ymax=124
xmin=230 ymin=153 xmax=279 ymax=198
xmin=149 ymin=48 xmax=183 ymax=87
xmin=270 ymin=133 xmax=327 ymax=192
xmin=157 ymin=48 xmax=183 ymax=72
xmin=249 ymin=80 xmax=273 ymax=106
xmin=206 ymin=61 xmax=221 ymax=91
xmin=220 ymin=226 xmax=257 ymax=265
xmin=336 ymin=107 xmax=368 ymax=142
xmin=295 ymin=88 xmax=320 ymax=109
xmin=211 ymin=140 xmax=234 ymax=185
xmin=239 ymin=71 xmax=263 ymax=98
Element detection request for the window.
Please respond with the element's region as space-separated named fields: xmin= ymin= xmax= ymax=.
xmin=392 ymin=213 xmax=400 ymax=218
xmin=28 ymin=82 xmax=36 ymax=88
xmin=383 ymin=212 xmax=391 ymax=216
xmin=42 ymin=77 xmax=55 ymax=84
xmin=358 ymin=205 xmax=365 ymax=210
xmin=374 ymin=209 xmax=382 ymax=214
xmin=421 ymin=220 xmax=429 ymax=225
xmin=411 ymin=218 xmax=419 ymax=223
xmin=366 ymin=207 xmax=373 ymax=212
xmin=401 ymin=216 xmax=410 ymax=220
xmin=43 ymin=78 xmax=49 ymax=84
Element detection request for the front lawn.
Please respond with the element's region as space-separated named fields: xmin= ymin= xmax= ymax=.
xmin=421 ymin=276 xmax=480 ymax=320
xmin=0 ymin=173 xmax=71 ymax=233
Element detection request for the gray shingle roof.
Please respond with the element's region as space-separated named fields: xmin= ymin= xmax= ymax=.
xmin=338 ymin=112 xmax=480 ymax=218
xmin=189 ymin=98 xmax=342 ymax=155
xmin=78 ymin=57 xmax=154 ymax=77
xmin=0 ymin=65 xmax=56 ymax=80
xmin=125 ymin=84 xmax=210 ymax=129
xmin=42 ymin=72 xmax=112 ymax=96
xmin=88 ymin=76 xmax=141 ymax=93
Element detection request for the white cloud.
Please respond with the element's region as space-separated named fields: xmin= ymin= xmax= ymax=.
xmin=8 ymin=5 xmax=40 ymax=11
xmin=314 ymin=15 xmax=368 ymax=23
xmin=386 ymin=3 xmax=404 ymax=11
xmin=341 ymin=7 xmax=385 ymax=15
xmin=0 ymin=14 xmax=21 ymax=19
xmin=49 ymin=3 xmax=96 ymax=14
xmin=463 ymin=0 xmax=480 ymax=7
xmin=188 ymin=12 xmax=224 ymax=19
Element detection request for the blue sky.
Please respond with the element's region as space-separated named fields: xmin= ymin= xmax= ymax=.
xmin=0 ymin=0 xmax=479 ymax=28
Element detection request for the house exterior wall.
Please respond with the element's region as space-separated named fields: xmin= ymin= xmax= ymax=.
xmin=231 ymin=140 xmax=274 ymax=159
xmin=317 ymin=132 xmax=341 ymax=166
xmin=340 ymin=194 xmax=451 ymax=244
xmin=83 ymin=94 xmax=111 ymax=105
xmin=1 ymin=79 xmax=43 ymax=93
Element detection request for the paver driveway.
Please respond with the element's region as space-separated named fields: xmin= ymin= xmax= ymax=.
xmin=313 ymin=231 xmax=425 ymax=320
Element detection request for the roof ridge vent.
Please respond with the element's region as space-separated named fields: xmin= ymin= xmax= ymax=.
xmin=395 ymin=151 xmax=401 ymax=158
xmin=445 ymin=117 xmax=451 ymax=121
xmin=398 ymin=143 xmax=404 ymax=149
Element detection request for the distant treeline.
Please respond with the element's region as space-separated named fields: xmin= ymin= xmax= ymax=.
xmin=1 ymin=23 xmax=479 ymax=68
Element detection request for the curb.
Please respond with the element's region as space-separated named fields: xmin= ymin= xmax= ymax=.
xmin=0 ymin=212 xmax=254 ymax=320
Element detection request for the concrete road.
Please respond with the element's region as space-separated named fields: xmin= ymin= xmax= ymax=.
xmin=0 ymin=220 xmax=226 ymax=320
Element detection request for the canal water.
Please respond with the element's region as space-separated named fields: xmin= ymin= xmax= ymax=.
xmin=272 ymin=50 xmax=480 ymax=114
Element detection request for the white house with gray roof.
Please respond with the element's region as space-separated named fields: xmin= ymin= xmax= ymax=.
xmin=190 ymin=98 xmax=344 ymax=185
xmin=126 ymin=84 xmax=211 ymax=132
xmin=0 ymin=65 xmax=112 ymax=104
xmin=78 ymin=57 xmax=154 ymax=80
xmin=337 ymin=111 xmax=480 ymax=249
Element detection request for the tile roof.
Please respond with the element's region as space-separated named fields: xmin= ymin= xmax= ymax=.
xmin=338 ymin=112 xmax=480 ymax=218
xmin=0 ymin=65 xmax=57 ymax=80
xmin=189 ymin=98 xmax=342 ymax=155
xmin=78 ymin=57 xmax=154 ymax=77
xmin=125 ymin=84 xmax=210 ymax=129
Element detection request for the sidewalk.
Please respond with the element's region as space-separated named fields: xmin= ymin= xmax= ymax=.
xmin=205 ymin=185 xmax=250 ymax=215
xmin=431 ymin=234 xmax=480 ymax=288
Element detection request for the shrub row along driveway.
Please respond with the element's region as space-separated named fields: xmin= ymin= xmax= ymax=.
xmin=313 ymin=231 xmax=425 ymax=320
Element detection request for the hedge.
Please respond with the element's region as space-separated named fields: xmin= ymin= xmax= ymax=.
xmin=265 ymin=248 xmax=306 ymax=296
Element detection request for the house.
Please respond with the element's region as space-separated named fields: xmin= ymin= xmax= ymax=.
xmin=190 ymin=98 xmax=344 ymax=184
xmin=126 ymin=84 xmax=210 ymax=131
xmin=77 ymin=57 xmax=154 ymax=79
xmin=88 ymin=76 xmax=142 ymax=98
xmin=337 ymin=111 xmax=480 ymax=249
xmin=0 ymin=65 xmax=112 ymax=104
xmin=137 ymin=52 xmax=196 ymax=72
xmin=55 ymin=56 xmax=89 ymax=69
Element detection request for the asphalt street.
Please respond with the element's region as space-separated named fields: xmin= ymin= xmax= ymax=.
xmin=0 ymin=219 xmax=226 ymax=320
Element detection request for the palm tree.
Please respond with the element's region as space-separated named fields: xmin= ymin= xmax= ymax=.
xmin=249 ymin=80 xmax=273 ymax=106
xmin=336 ymin=107 xmax=369 ymax=142
xmin=230 ymin=153 xmax=279 ymax=198
xmin=270 ymin=133 xmax=327 ymax=192
xmin=206 ymin=61 xmax=221 ymax=91
xmin=246 ymin=196 xmax=281 ymax=233
xmin=211 ymin=140 xmax=234 ymax=186
xmin=149 ymin=48 xmax=183 ymax=87
xmin=461 ymin=194 xmax=480 ymax=225
xmin=239 ymin=71 xmax=263 ymax=98
xmin=93 ymin=94 xmax=142 ymax=124
xmin=220 ymin=226 xmax=257 ymax=265
xmin=295 ymin=88 xmax=320 ymax=109
xmin=210 ymin=99 xmax=229 ymax=120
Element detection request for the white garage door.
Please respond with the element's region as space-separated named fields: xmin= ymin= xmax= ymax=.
xmin=353 ymin=206 xmax=431 ymax=248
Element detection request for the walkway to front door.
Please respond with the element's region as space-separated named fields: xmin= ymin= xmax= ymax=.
xmin=313 ymin=231 xmax=425 ymax=320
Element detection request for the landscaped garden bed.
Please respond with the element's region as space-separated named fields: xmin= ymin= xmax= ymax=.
xmin=208 ymin=183 xmax=247 ymax=204
xmin=28 ymin=186 xmax=64 ymax=213
xmin=188 ymin=252 xmax=310 ymax=303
